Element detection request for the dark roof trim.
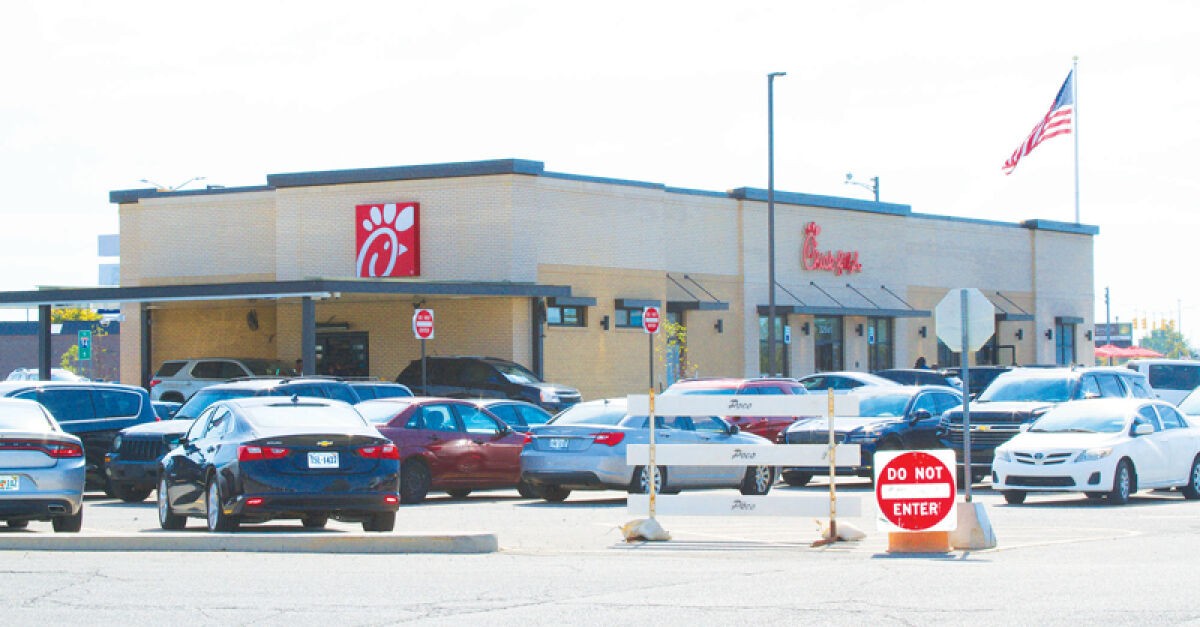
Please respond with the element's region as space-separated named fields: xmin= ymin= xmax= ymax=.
xmin=541 ymin=171 xmax=664 ymax=191
xmin=996 ymin=313 xmax=1036 ymax=322
xmin=0 ymin=279 xmax=573 ymax=308
xmin=729 ymin=188 xmax=912 ymax=216
xmin=266 ymin=159 xmax=545 ymax=188
xmin=667 ymin=300 xmax=730 ymax=312
xmin=549 ymin=296 xmax=598 ymax=307
xmin=1056 ymin=315 xmax=1086 ymax=325
xmin=615 ymin=298 xmax=662 ymax=310
xmin=757 ymin=305 xmax=931 ymax=318
xmin=109 ymin=185 xmax=274 ymax=204
xmin=1022 ymin=219 xmax=1099 ymax=236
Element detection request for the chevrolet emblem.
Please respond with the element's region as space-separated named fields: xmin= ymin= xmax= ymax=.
xmin=978 ymin=425 xmax=991 ymax=431
xmin=316 ymin=440 xmax=333 ymax=448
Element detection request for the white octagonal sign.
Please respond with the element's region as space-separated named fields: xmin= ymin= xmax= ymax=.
xmin=935 ymin=288 xmax=995 ymax=353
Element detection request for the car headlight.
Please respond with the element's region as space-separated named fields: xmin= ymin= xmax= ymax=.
xmin=112 ymin=435 xmax=122 ymax=451
xmin=994 ymin=449 xmax=1012 ymax=462
xmin=1076 ymin=447 xmax=1112 ymax=462
xmin=539 ymin=389 xmax=559 ymax=403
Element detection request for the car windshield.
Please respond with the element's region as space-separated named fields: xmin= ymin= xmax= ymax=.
xmin=355 ymin=400 xmax=414 ymax=423
xmin=857 ymin=394 xmax=912 ymax=418
xmin=0 ymin=403 xmax=53 ymax=431
xmin=1179 ymin=389 xmax=1200 ymax=415
xmin=245 ymin=404 xmax=369 ymax=428
xmin=548 ymin=404 xmax=626 ymax=426
xmin=662 ymin=387 xmax=737 ymax=395
xmin=491 ymin=361 xmax=542 ymax=384
xmin=176 ymin=389 xmax=258 ymax=419
xmin=978 ymin=377 xmax=1073 ymax=403
xmin=366 ymin=385 xmax=413 ymax=399
xmin=241 ymin=359 xmax=297 ymax=376
xmin=1029 ymin=406 xmax=1128 ymax=433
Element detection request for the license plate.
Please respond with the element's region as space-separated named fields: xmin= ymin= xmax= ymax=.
xmin=0 ymin=475 xmax=18 ymax=491
xmin=547 ymin=438 xmax=569 ymax=450
xmin=308 ymin=452 xmax=339 ymax=468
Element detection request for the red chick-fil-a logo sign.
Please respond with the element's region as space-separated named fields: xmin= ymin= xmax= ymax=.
xmin=355 ymin=202 xmax=420 ymax=278
xmin=802 ymin=222 xmax=862 ymax=276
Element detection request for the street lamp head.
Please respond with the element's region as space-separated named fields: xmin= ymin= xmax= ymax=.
xmin=845 ymin=172 xmax=853 ymax=182
xmin=768 ymin=71 xmax=787 ymax=79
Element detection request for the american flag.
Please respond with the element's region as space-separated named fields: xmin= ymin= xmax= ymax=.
xmin=1002 ymin=71 xmax=1075 ymax=175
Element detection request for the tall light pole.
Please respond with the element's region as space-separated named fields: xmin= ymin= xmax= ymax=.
xmin=845 ymin=172 xmax=879 ymax=201
xmin=767 ymin=71 xmax=786 ymax=377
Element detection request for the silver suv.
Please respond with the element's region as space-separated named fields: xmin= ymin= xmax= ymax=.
xmin=149 ymin=358 xmax=296 ymax=402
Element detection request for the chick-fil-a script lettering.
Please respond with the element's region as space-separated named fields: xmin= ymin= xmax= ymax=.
xmin=801 ymin=222 xmax=862 ymax=275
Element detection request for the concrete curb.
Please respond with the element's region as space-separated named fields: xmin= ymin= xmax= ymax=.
xmin=0 ymin=532 xmax=499 ymax=554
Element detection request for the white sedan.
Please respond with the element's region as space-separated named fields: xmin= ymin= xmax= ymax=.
xmin=992 ymin=398 xmax=1200 ymax=505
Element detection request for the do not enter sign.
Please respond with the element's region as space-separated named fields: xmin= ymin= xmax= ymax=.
xmin=874 ymin=449 xmax=957 ymax=532
xmin=642 ymin=306 xmax=660 ymax=334
xmin=412 ymin=308 xmax=434 ymax=340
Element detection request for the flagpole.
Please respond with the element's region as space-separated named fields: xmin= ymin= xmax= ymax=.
xmin=1073 ymin=56 xmax=1080 ymax=224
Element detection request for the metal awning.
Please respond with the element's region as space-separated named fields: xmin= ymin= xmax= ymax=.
xmin=0 ymin=278 xmax=574 ymax=308
xmin=666 ymin=274 xmax=729 ymax=312
xmin=991 ymin=291 xmax=1036 ymax=322
xmin=759 ymin=282 xmax=930 ymax=318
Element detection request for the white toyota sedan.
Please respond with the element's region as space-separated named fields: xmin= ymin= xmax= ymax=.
xmin=992 ymin=398 xmax=1200 ymax=505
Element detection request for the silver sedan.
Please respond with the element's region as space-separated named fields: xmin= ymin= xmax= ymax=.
xmin=0 ymin=398 xmax=85 ymax=531
xmin=520 ymin=398 xmax=775 ymax=502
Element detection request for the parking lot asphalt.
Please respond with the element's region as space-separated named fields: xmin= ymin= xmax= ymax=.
xmin=5 ymin=479 xmax=1200 ymax=625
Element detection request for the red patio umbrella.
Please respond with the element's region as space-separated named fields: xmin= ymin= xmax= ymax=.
xmin=1094 ymin=344 xmax=1130 ymax=359
xmin=1124 ymin=346 xmax=1165 ymax=358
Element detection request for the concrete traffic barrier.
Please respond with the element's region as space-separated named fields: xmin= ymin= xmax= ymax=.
xmin=0 ymin=532 xmax=499 ymax=554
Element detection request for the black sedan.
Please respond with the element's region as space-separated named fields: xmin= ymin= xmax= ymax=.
xmin=157 ymin=397 xmax=400 ymax=532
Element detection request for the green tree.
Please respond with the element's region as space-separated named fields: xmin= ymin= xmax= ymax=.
xmin=1140 ymin=327 xmax=1194 ymax=359
xmin=51 ymin=308 xmax=101 ymax=323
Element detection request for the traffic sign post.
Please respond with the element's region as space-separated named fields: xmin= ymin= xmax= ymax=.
xmin=641 ymin=305 xmax=661 ymax=524
xmin=412 ymin=309 xmax=434 ymax=395
xmin=934 ymin=288 xmax=999 ymax=551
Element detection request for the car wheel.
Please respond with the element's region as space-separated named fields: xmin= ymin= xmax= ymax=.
xmin=446 ymin=489 xmax=471 ymax=499
xmin=517 ymin=479 xmax=536 ymax=498
xmin=301 ymin=515 xmax=328 ymax=529
xmin=206 ymin=477 xmax=240 ymax=532
xmin=629 ymin=466 xmax=667 ymax=494
xmin=6 ymin=520 xmax=28 ymax=529
xmin=1002 ymin=490 xmax=1026 ymax=505
xmin=400 ymin=460 xmax=431 ymax=504
xmin=1107 ymin=459 xmax=1135 ymax=505
xmin=158 ymin=477 xmax=187 ymax=530
xmin=363 ymin=511 xmax=396 ymax=532
xmin=52 ymin=510 xmax=83 ymax=533
xmin=782 ymin=471 xmax=812 ymax=487
xmin=1181 ymin=456 xmax=1200 ymax=500
xmin=538 ymin=485 xmax=571 ymax=502
xmin=740 ymin=465 xmax=774 ymax=495
xmin=117 ymin=483 xmax=153 ymax=503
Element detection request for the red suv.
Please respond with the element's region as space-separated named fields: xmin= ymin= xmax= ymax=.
xmin=354 ymin=397 xmax=528 ymax=504
xmin=660 ymin=378 xmax=810 ymax=441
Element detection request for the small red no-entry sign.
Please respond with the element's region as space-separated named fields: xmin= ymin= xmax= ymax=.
xmin=642 ymin=306 xmax=660 ymax=334
xmin=874 ymin=449 xmax=957 ymax=532
xmin=412 ymin=308 xmax=434 ymax=340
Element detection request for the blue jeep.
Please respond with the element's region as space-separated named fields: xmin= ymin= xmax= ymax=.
xmin=0 ymin=381 xmax=158 ymax=492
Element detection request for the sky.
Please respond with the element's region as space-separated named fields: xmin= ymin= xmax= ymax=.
xmin=2 ymin=1 xmax=1197 ymax=341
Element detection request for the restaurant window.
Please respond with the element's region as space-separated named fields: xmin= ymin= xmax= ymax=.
xmin=867 ymin=317 xmax=893 ymax=371
xmin=814 ymin=316 xmax=843 ymax=372
xmin=614 ymin=307 xmax=644 ymax=328
xmin=547 ymin=305 xmax=586 ymax=327
xmin=758 ymin=316 xmax=789 ymax=377
xmin=316 ymin=332 xmax=369 ymax=378
xmin=1055 ymin=322 xmax=1076 ymax=365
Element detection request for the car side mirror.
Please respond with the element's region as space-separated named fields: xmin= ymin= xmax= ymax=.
xmin=910 ymin=409 xmax=932 ymax=422
xmin=727 ymin=424 xmax=740 ymax=435
xmin=1134 ymin=423 xmax=1154 ymax=436
xmin=176 ymin=436 xmax=189 ymax=447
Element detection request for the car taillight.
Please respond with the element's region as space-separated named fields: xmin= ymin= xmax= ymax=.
xmin=238 ymin=445 xmax=290 ymax=461
xmin=384 ymin=495 xmax=399 ymax=505
xmin=149 ymin=379 xmax=161 ymax=388
xmin=245 ymin=497 xmax=264 ymax=507
xmin=358 ymin=444 xmax=399 ymax=459
xmin=0 ymin=440 xmax=83 ymax=458
xmin=591 ymin=432 xmax=625 ymax=447
xmin=522 ymin=432 xmax=533 ymax=446
xmin=44 ymin=442 xmax=83 ymax=458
